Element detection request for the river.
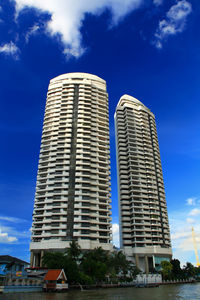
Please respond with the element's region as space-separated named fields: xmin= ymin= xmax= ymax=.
xmin=0 ymin=284 xmax=200 ymax=300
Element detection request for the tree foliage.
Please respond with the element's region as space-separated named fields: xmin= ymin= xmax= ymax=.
xmin=182 ymin=262 xmax=196 ymax=278
xmin=42 ymin=247 xmax=200 ymax=284
xmin=171 ymin=259 xmax=182 ymax=279
xmin=80 ymin=248 xmax=109 ymax=283
xmin=161 ymin=261 xmax=173 ymax=280
xmin=160 ymin=259 xmax=199 ymax=280
xmin=67 ymin=240 xmax=81 ymax=261
xmin=42 ymin=243 xmax=138 ymax=284
xmin=42 ymin=252 xmax=66 ymax=269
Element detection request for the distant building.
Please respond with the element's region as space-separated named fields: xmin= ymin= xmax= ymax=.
xmin=30 ymin=73 xmax=112 ymax=267
xmin=114 ymin=94 xmax=172 ymax=273
xmin=0 ymin=255 xmax=29 ymax=277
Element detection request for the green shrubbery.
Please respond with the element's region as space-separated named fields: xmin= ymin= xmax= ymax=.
xmin=161 ymin=259 xmax=200 ymax=280
xmin=42 ymin=241 xmax=140 ymax=284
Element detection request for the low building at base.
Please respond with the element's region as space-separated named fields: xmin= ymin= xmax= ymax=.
xmin=0 ymin=255 xmax=29 ymax=280
xmin=43 ymin=269 xmax=68 ymax=291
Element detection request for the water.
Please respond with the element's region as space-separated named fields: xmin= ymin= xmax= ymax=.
xmin=1 ymin=284 xmax=200 ymax=300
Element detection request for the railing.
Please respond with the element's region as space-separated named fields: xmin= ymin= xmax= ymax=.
xmin=56 ymin=283 xmax=68 ymax=289
xmin=44 ymin=283 xmax=68 ymax=290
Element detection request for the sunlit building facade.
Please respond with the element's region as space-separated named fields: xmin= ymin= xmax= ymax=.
xmin=30 ymin=73 xmax=112 ymax=267
xmin=114 ymin=94 xmax=172 ymax=273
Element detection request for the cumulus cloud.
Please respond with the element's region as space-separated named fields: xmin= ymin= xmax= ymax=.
xmin=0 ymin=216 xmax=31 ymax=246
xmin=0 ymin=224 xmax=30 ymax=240
xmin=186 ymin=197 xmax=196 ymax=206
xmin=154 ymin=0 xmax=192 ymax=48
xmin=112 ymin=223 xmax=120 ymax=248
xmin=0 ymin=41 xmax=19 ymax=58
xmin=0 ymin=229 xmax=18 ymax=243
xmin=14 ymin=0 xmax=144 ymax=57
xmin=168 ymin=197 xmax=200 ymax=265
xmin=165 ymin=210 xmax=199 ymax=266
xmin=188 ymin=208 xmax=200 ymax=217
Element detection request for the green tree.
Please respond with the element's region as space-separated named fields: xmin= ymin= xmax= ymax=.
xmin=42 ymin=252 xmax=66 ymax=269
xmin=42 ymin=242 xmax=82 ymax=284
xmin=79 ymin=272 xmax=93 ymax=285
xmin=161 ymin=261 xmax=173 ymax=280
xmin=81 ymin=248 xmax=109 ymax=283
xmin=129 ymin=265 xmax=140 ymax=279
xmin=64 ymin=256 xmax=80 ymax=284
xmin=67 ymin=240 xmax=81 ymax=261
xmin=171 ymin=259 xmax=182 ymax=279
xmin=111 ymin=251 xmax=129 ymax=277
xmin=41 ymin=245 xmax=137 ymax=285
xmin=194 ymin=266 xmax=200 ymax=277
xmin=109 ymin=250 xmax=138 ymax=281
xmin=183 ymin=262 xmax=195 ymax=278
xmin=65 ymin=240 xmax=82 ymax=284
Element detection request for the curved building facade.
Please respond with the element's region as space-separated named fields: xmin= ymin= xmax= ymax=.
xmin=114 ymin=94 xmax=172 ymax=273
xmin=30 ymin=73 xmax=112 ymax=267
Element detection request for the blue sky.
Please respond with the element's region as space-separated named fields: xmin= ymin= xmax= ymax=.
xmin=0 ymin=0 xmax=200 ymax=265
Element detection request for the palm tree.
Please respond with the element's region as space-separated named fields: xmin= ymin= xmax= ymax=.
xmin=42 ymin=252 xmax=66 ymax=268
xmin=67 ymin=240 xmax=81 ymax=262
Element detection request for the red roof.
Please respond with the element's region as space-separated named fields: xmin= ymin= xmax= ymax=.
xmin=44 ymin=269 xmax=66 ymax=281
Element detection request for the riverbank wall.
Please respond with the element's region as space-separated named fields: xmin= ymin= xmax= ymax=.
xmin=0 ymin=285 xmax=43 ymax=293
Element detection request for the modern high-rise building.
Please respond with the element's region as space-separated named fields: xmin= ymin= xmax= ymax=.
xmin=30 ymin=73 xmax=112 ymax=267
xmin=114 ymin=94 xmax=172 ymax=273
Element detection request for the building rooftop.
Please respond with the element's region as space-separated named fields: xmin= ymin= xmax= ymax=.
xmin=0 ymin=255 xmax=29 ymax=265
xmin=114 ymin=94 xmax=153 ymax=117
xmin=44 ymin=269 xmax=66 ymax=281
xmin=50 ymin=72 xmax=106 ymax=84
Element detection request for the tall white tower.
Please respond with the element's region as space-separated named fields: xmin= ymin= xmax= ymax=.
xmin=114 ymin=94 xmax=172 ymax=273
xmin=30 ymin=73 xmax=112 ymax=267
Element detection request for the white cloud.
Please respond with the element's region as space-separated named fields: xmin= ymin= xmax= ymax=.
xmin=0 ymin=224 xmax=30 ymax=240
xmin=25 ymin=24 xmax=40 ymax=42
xmin=188 ymin=208 xmax=200 ymax=216
xmin=0 ymin=229 xmax=18 ymax=243
xmin=14 ymin=0 xmax=144 ymax=57
xmin=153 ymin=0 xmax=163 ymax=6
xmin=0 ymin=216 xmax=31 ymax=245
xmin=171 ymin=231 xmax=190 ymax=240
xmin=167 ymin=0 xmax=192 ymax=21
xmin=186 ymin=197 xmax=196 ymax=206
xmin=154 ymin=0 xmax=192 ymax=48
xmin=169 ymin=199 xmax=200 ymax=265
xmin=112 ymin=223 xmax=120 ymax=248
xmin=0 ymin=217 xmax=30 ymax=259
xmin=0 ymin=41 xmax=19 ymax=58
xmin=186 ymin=217 xmax=195 ymax=224
xmin=0 ymin=216 xmax=27 ymax=223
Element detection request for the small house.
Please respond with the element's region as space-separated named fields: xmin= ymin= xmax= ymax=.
xmin=0 ymin=255 xmax=29 ymax=279
xmin=44 ymin=269 xmax=68 ymax=291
